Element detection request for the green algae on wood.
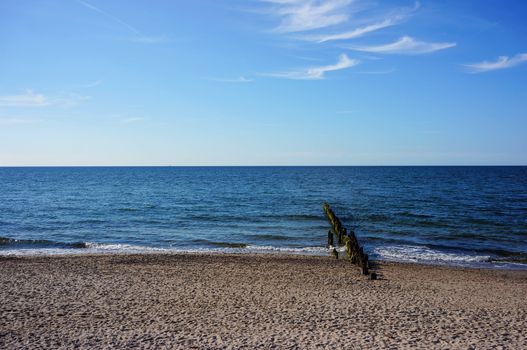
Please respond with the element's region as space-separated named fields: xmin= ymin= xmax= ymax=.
xmin=323 ymin=202 xmax=370 ymax=275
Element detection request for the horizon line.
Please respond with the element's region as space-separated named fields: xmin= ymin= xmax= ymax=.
xmin=0 ymin=165 xmax=525 ymax=168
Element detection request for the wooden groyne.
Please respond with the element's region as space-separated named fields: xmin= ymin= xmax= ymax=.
xmin=323 ymin=202 xmax=375 ymax=278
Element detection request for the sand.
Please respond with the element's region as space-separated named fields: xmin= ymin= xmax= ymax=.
xmin=1 ymin=253 xmax=526 ymax=349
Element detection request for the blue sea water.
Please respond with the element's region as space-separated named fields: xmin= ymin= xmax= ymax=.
xmin=1 ymin=166 xmax=526 ymax=268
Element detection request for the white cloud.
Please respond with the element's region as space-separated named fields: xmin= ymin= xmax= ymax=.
xmin=264 ymin=0 xmax=353 ymax=33
xmin=464 ymin=53 xmax=527 ymax=73
xmin=0 ymin=90 xmax=89 ymax=108
xmin=0 ymin=90 xmax=48 ymax=107
xmin=347 ymin=36 xmax=456 ymax=54
xmin=265 ymin=53 xmax=359 ymax=79
xmin=302 ymin=18 xmax=398 ymax=43
xmin=299 ymin=2 xmax=420 ymax=43
xmin=203 ymin=76 xmax=254 ymax=83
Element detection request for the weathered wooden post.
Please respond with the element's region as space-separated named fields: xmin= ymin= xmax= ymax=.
xmin=323 ymin=202 xmax=374 ymax=277
xmin=345 ymin=240 xmax=352 ymax=260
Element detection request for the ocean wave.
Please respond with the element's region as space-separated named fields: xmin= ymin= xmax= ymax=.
xmin=397 ymin=211 xmax=433 ymax=219
xmin=245 ymin=245 xmax=328 ymax=254
xmin=0 ymin=241 xmax=330 ymax=257
xmin=489 ymin=252 xmax=527 ymax=264
xmin=246 ymin=234 xmax=292 ymax=241
xmin=189 ymin=239 xmax=248 ymax=248
xmin=2 ymin=237 xmax=525 ymax=269
xmin=363 ymin=214 xmax=390 ymax=222
xmin=207 ymin=241 xmax=248 ymax=248
xmin=183 ymin=213 xmax=324 ymax=224
xmin=373 ymin=245 xmax=491 ymax=264
xmin=117 ymin=207 xmax=140 ymax=212
xmin=76 ymin=219 xmax=107 ymax=224
xmin=0 ymin=236 xmax=88 ymax=249
xmin=84 ymin=243 xmax=170 ymax=252
xmin=260 ymin=214 xmax=323 ymax=221
xmin=465 ymin=218 xmax=505 ymax=226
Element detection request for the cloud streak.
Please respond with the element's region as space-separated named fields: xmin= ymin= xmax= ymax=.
xmin=77 ymin=0 xmax=164 ymax=44
xmin=0 ymin=90 xmax=89 ymax=108
xmin=299 ymin=2 xmax=420 ymax=43
xmin=203 ymin=76 xmax=254 ymax=83
xmin=77 ymin=0 xmax=140 ymax=35
xmin=464 ymin=53 xmax=527 ymax=73
xmin=302 ymin=18 xmax=398 ymax=43
xmin=346 ymin=36 xmax=456 ymax=54
xmin=0 ymin=90 xmax=48 ymax=107
xmin=264 ymin=0 xmax=353 ymax=33
xmin=265 ymin=54 xmax=359 ymax=80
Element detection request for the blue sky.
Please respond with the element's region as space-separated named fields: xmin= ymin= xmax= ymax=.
xmin=1 ymin=0 xmax=526 ymax=165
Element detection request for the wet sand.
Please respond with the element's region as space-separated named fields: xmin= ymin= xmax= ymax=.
xmin=1 ymin=253 xmax=526 ymax=349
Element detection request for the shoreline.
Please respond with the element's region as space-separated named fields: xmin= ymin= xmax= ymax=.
xmin=2 ymin=253 xmax=526 ymax=349
xmin=1 ymin=248 xmax=526 ymax=271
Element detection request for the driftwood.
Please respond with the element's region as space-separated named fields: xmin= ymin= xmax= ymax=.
xmin=323 ymin=202 xmax=371 ymax=276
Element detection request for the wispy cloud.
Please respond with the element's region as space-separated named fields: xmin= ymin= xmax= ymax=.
xmin=77 ymin=0 xmax=165 ymax=44
xmin=77 ymin=0 xmax=140 ymax=34
xmin=264 ymin=0 xmax=353 ymax=33
xmin=299 ymin=2 xmax=420 ymax=43
xmin=257 ymin=1 xmax=453 ymax=77
xmin=346 ymin=36 xmax=456 ymax=54
xmin=265 ymin=53 xmax=359 ymax=79
xmin=0 ymin=90 xmax=47 ymax=107
xmin=0 ymin=90 xmax=89 ymax=108
xmin=203 ymin=76 xmax=254 ymax=83
xmin=302 ymin=18 xmax=399 ymax=43
xmin=464 ymin=53 xmax=527 ymax=73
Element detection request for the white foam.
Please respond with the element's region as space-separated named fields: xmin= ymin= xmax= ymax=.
xmin=0 ymin=243 xmax=330 ymax=257
xmin=0 ymin=248 xmax=83 ymax=256
xmin=0 ymin=243 xmax=497 ymax=267
xmin=374 ymin=245 xmax=490 ymax=264
xmin=245 ymin=245 xmax=328 ymax=254
xmin=84 ymin=243 xmax=172 ymax=253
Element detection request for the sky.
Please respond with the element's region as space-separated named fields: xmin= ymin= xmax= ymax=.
xmin=1 ymin=0 xmax=526 ymax=166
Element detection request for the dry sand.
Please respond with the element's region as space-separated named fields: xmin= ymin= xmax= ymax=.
xmin=1 ymin=253 xmax=526 ymax=349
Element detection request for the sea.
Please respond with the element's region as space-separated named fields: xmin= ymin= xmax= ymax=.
xmin=1 ymin=166 xmax=526 ymax=269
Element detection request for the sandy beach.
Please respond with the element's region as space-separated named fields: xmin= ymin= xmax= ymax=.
xmin=1 ymin=253 xmax=526 ymax=349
